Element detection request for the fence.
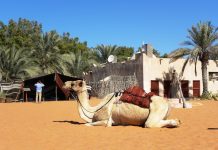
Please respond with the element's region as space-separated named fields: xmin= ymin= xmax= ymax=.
xmin=0 ymin=82 xmax=22 ymax=92
xmin=0 ymin=81 xmax=23 ymax=102
xmin=88 ymin=75 xmax=138 ymax=97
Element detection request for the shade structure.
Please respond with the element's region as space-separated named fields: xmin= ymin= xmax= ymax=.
xmin=23 ymin=73 xmax=81 ymax=101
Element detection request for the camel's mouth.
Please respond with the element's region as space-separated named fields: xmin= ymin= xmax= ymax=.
xmin=62 ymin=85 xmax=71 ymax=90
xmin=62 ymin=85 xmax=67 ymax=89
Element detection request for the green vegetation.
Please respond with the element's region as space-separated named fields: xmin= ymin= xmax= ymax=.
xmin=0 ymin=91 xmax=5 ymax=98
xmin=0 ymin=46 xmax=33 ymax=81
xmin=32 ymin=31 xmax=63 ymax=74
xmin=0 ymin=18 xmax=134 ymax=81
xmin=200 ymin=91 xmax=218 ymax=100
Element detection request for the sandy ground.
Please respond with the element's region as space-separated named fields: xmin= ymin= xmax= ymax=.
xmin=0 ymin=99 xmax=218 ymax=150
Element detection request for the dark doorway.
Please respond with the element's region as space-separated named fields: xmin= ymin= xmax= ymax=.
xmin=151 ymin=80 xmax=159 ymax=95
xmin=181 ymin=80 xmax=189 ymax=98
xmin=164 ymin=80 xmax=171 ymax=98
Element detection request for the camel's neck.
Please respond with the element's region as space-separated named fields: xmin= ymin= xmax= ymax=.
xmin=77 ymin=90 xmax=116 ymax=112
xmin=77 ymin=90 xmax=95 ymax=111
xmin=76 ymin=90 xmax=94 ymax=123
xmin=76 ymin=90 xmax=117 ymax=123
xmin=77 ymin=103 xmax=93 ymax=123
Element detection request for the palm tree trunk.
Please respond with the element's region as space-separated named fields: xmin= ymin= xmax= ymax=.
xmin=201 ymin=61 xmax=209 ymax=95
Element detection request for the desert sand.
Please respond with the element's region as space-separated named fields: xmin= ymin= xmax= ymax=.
xmin=0 ymin=99 xmax=218 ymax=150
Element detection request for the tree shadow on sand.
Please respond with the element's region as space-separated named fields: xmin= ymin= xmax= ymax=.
xmin=53 ymin=120 xmax=85 ymax=125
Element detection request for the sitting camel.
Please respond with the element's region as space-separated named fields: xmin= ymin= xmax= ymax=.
xmin=63 ymin=80 xmax=180 ymax=128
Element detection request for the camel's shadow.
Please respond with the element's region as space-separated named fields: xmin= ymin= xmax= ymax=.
xmin=53 ymin=120 xmax=84 ymax=125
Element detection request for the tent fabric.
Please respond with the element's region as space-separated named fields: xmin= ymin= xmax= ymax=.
xmin=23 ymin=73 xmax=81 ymax=101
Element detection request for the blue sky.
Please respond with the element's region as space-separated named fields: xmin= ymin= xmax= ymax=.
xmin=0 ymin=0 xmax=218 ymax=54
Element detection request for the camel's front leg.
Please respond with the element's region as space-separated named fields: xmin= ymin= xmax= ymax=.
xmin=85 ymin=120 xmax=108 ymax=126
xmin=106 ymin=100 xmax=116 ymax=127
xmin=106 ymin=115 xmax=113 ymax=127
xmin=144 ymin=96 xmax=180 ymax=128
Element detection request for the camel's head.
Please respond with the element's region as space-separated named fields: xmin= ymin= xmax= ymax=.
xmin=63 ymin=80 xmax=86 ymax=93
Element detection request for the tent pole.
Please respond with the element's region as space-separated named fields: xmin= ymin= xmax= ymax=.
xmin=55 ymin=85 xmax=57 ymax=101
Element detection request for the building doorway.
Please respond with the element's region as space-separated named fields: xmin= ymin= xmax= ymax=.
xmin=151 ymin=80 xmax=159 ymax=95
xmin=164 ymin=80 xmax=171 ymax=98
xmin=181 ymin=80 xmax=189 ymax=98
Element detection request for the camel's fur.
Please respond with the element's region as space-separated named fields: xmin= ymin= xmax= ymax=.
xmin=63 ymin=80 xmax=180 ymax=128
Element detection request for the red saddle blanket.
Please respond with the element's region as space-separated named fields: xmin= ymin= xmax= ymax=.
xmin=119 ymin=86 xmax=155 ymax=108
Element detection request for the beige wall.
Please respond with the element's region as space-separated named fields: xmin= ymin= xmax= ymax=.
xmin=142 ymin=53 xmax=218 ymax=96
xmin=208 ymin=61 xmax=218 ymax=93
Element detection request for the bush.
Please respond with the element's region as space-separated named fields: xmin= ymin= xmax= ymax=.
xmin=201 ymin=91 xmax=218 ymax=100
xmin=0 ymin=91 xmax=6 ymax=98
xmin=0 ymin=91 xmax=6 ymax=103
xmin=212 ymin=92 xmax=218 ymax=101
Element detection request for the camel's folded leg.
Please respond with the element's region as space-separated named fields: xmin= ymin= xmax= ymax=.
xmin=144 ymin=96 xmax=180 ymax=128
xmin=106 ymin=115 xmax=113 ymax=127
xmin=106 ymin=102 xmax=116 ymax=127
xmin=85 ymin=120 xmax=108 ymax=126
xmin=152 ymin=119 xmax=180 ymax=128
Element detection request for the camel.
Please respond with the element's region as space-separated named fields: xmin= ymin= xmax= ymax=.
xmin=63 ymin=80 xmax=180 ymax=128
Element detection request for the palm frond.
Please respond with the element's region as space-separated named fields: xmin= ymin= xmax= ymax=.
xmin=181 ymin=41 xmax=194 ymax=46
xmin=0 ymin=45 xmax=33 ymax=81
xmin=32 ymin=31 xmax=62 ymax=74
xmin=180 ymin=57 xmax=190 ymax=76
xmin=93 ymin=44 xmax=118 ymax=63
xmin=168 ymin=48 xmax=191 ymax=63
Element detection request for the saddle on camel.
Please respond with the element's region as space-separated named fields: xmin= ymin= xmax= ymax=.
xmin=119 ymin=86 xmax=155 ymax=108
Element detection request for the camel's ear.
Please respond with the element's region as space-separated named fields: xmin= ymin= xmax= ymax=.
xmin=78 ymin=81 xmax=83 ymax=87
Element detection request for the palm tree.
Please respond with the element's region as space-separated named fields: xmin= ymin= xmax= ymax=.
xmin=32 ymin=31 xmax=63 ymax=74
xmin=168 ymin=22 xmax=218 ymax=96
xmin=0 ymin=46 xmax=33 ymax=81
xmin=93 ymin=44 xmax=118 ymax=63
xmin=64 ymin=50 xmax=97 ymax=77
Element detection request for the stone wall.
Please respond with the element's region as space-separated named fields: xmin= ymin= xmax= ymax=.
xmin=85 ymin=55 xmax=143 ymax=97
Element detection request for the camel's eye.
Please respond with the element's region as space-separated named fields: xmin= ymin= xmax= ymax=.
xmin=79 ymin=81 xmax=83 ymax=87
xmin=71 ymin=83 xmax=75 ymax=87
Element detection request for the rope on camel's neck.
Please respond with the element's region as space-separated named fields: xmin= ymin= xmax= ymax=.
xmin=70 ymin=92 xmax=93 ymax=120
xmin=71 ymin=90 xmax=116 ymax=113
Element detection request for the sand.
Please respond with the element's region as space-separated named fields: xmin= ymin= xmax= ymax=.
xmin=0 ymin=99 xmax=218 ymax=150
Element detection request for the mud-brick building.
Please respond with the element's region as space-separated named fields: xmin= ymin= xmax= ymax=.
xmin=86 ymin=44 xmax=218 ymax=98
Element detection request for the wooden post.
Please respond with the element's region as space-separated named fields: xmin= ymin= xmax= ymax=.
xmin=177 ymin=79 xmax=187 ymax=108
xmin=55 ymin=85 xmax=58 ymax=101
xmin=172 ymin=70 xmax=187 ymax=108
xmin=23 ymin=91 xmax=25 ymax=102
xmin=25 ymin=92 xmax=28 ymax=102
